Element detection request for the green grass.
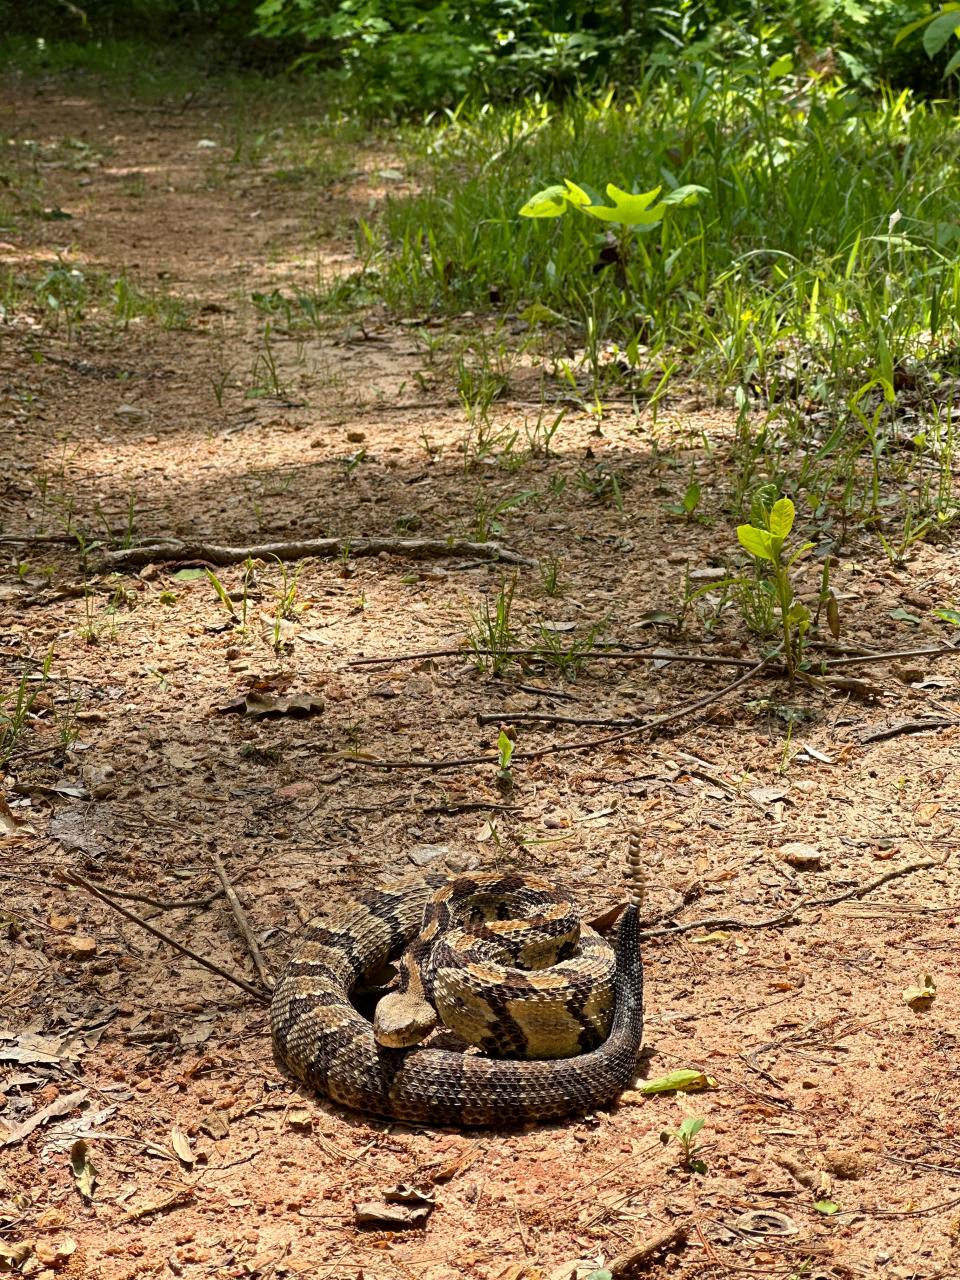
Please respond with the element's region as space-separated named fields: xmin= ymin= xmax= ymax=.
xmin=359 ymin=60 xmax=960 ymax=413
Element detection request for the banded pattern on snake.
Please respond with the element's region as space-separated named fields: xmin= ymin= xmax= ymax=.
xmin=270 ymin=870 xmax=644 ymax=1126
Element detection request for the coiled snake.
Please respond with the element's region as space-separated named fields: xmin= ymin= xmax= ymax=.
xmin=271 ymin=866 xmax=644 ymax=1127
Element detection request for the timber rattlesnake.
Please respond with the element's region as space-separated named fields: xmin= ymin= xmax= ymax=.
xmin=271 ymin=865 xmax=644 ymax=1126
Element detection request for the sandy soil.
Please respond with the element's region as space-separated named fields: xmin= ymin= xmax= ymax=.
xmin=2 ymin=68 xmax=960 ymax=1280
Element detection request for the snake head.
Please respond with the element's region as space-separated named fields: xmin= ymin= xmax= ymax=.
xmin=372 ymin=991 xmax=439 ymax=1048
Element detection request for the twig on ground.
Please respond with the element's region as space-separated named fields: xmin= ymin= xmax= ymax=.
xmin=635 ymin=857 xmax=939 ymax=944
xmin=821 ymin=643 xmax=957 ymax=668
xmin=59 ymin=871 xmax=270 ymax=1003
xmin=209 ymin=848 xmax=275 ymax=990
xmin=351 ymin=651 xmax=778 ymax=772
xmin=349 ymin=647 xmax=754 ymax=669
xmin=92 ymin=883 xmax=222 ymax=911
xmin=477 ymin=710 xmax=639 ymax=728
xmin=89 ymin=536 xmax=533 ymax=573
xmin=607 ymin=1224 xmax=689 ymax=1276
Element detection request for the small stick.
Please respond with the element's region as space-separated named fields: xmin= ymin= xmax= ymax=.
xmin=90 ymin=535 xmax=534 ymax=574
xmin=209 ymin=849 xmax=274 ymax=990
xmin=608 ymin=1224 xmax=689 ymax=1276
xmin=349 ymin=648 xmax=756 ymax=669
xmin=636 ymin=857 xmax=939 ymax=943
xmin=59 ymin=871 xmax=270 ymax=1003
xmin=352 ymin=650 xmax=779 ymax=773
xmin=821 ymin=643 xmax=957 ymax=668
xmin=94 ymin=884 xmax=222 ymax=911
xmin=477 ymin=711 xmax=639 ymax=728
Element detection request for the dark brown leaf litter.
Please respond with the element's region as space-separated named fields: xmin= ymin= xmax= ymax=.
xmin=1 ymin=72 xmax=959 ymax=1280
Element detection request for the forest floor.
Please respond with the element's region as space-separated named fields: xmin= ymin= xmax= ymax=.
xmin=2 ymin=63 xmax=960 ymax=1280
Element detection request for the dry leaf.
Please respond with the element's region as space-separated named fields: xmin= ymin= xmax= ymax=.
xmin=354 ymin=1201 xmax=433 ymax=1229
xmin=286 ymin=1107 xmax=313 ymax=1132
xmin=218 ymin=692 xmax=324 ymax=718
xmin=34 ymin=1237 xmax=77 ymax=1267
xmin=70 ymin=1139 xmax=97 ymax=1201
xmin=170 ymin=1127 xmax=195 ymax=1166
xmin=902 ymin=974 xmax=936 ymax=1009
xmin=1 ymin=1090 xmax=87 ymax=1148
xmin=199 ymin=1113 xmax=229 ymax=1140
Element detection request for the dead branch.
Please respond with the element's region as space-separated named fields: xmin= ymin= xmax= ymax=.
xmin=477 ymin=710 xmax=639 ymax=728
xmin=636 ymin=857 xmax=939 ymax=944
xmin=822 ymin=643 xmax=957 ymax=668
xmin=60 ymin=871 xmax=270 ymax=1003
xmin=349 ymin=647 xmax=755 ymax=669
xmin=210 ymin=849 xmax=275 ymax=990
xmin=352 ymin=650 xmax=778 ymax=772
xmin=90 ymin=883 xmax=221 ymax=911
xmin=89 ymin=536 xmax=533 ymax=573
xmin=608 ymin=1224 xmax=689 ymax=1275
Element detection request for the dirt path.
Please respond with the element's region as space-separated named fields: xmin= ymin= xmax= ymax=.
xmin=2 ymin=71 xmax=960 ymax=1280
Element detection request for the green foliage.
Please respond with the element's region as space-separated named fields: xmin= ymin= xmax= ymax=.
xmin=660 ymin=1114 xmax=707 ymax=1174
xmin=736 ymin=497 xmax=813 ymax=677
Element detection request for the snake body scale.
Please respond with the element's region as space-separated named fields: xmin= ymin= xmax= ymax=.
xmin=271 ymin=872 xmax=644 ymax=1127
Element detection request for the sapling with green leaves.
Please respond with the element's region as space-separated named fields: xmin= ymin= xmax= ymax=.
xmin=736 ymin=496 xmax=813 ymax=678
xmin=660 ymin=1115 xmax=707 ymax=1174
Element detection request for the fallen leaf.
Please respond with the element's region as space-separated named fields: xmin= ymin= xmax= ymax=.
xmin=814 ymin=1199 xmax=840 ymax=1215
xmin=890 ymin=607 xmax=921 ymax=625
xmin=199 ymin=1113 xmax=229 ymax=1140
xmin=70 ymin=1139 xmax=97 ymax=1201
xmin=688 ymin=930 xmax=733 ymax=945
xmin=1 ymin=1090 xmax=88 ymax=1148
xmin=799 ymin=744 xmax=836 ymax=764
xmin=34 ymin=1237 xmax=77 ymax=1268
xmin=902 ymin=974 xmax=936 ymax=1009
xmin=748 ymin=784 xmax=791 ymax=806
xmin=0 ymin=1240 xmax=33 ymax=1266
xmin=354 ymin=1201 xmax=433 ymax=1229
xmin=170 ymin=1127 xmax=195 ymax=1166
xmin=218 ymin=692 xmax=324 ymax=718
xmin=638 ymin=1070 xmax=717 ymax=1095
xmin=286 ymin=1107 xmax=313 ymax=1132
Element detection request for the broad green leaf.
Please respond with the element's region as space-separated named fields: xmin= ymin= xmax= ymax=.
xmin=768 ymin=497 xmax=795 ymax=540
xmin=923 ymin=8 xmax=960 ymax=58
xmin=890 ymin=606 xmax=921 ymax=625
xmin=562 ymin=179 xmax=592 ymax=207
xmin=945 ymin=46 xmax=960 ymax=75
xmin=786 ymin=540 xmax=815 ymax=569
xmin=520 ymin=302 xmax=566 ymax=326
xmin=678 ymin=1116 xmax=705 ymax=1140
xmin=933 ymin=607 xmax=960 ymax=627
xmin=639 ymin=1069 xmax=716 ymax=1095
xmin=173 ymin=568 xmax=206 ymax=581
xmin=660 ymin=183 xmax=710 ymax=207
xmin=815 ymin=1199 xmax=840 ymax=1215
xmin=895 ymin=11 xmax=939 ymax=46
xmin=497 ymin=729 xmax=514 ymax=769
xmin=768 ymin=53 xmax=794 ymax=78
xmin=518 ymin=185 xmax=568 ymax=218
xmin=581 ymin=184 xmax=667 ymax=227
xmin=737 ymin=525 xmax=775 ymax=562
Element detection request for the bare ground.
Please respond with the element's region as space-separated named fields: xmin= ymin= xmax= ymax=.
xmin=2 ymin=69 xmax=960 ymax=1280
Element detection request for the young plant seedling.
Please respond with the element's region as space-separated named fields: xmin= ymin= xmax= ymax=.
xmin=496 ymin=728 xmax=515 ymax=791
xmin=660 ymin=1115 xmax=707 ymax=1174
xmin=736 ymin=496 xmax=813 ymax=678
